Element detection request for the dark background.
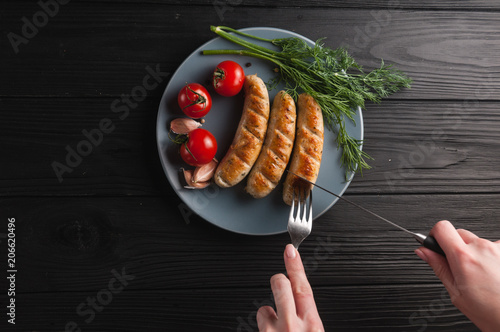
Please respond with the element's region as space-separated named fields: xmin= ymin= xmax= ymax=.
xmin=2 ymin=0 xmax=500 ymax=331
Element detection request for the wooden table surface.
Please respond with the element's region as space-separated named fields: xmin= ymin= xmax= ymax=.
xmin=2 ymin=1 xmax=500 ymax=331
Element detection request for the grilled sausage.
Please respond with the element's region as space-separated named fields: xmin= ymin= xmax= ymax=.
xmin=214 ymin=74 xmax=270 ymax=188
xmin=245 ymin=91 xmax=296 ymax=198
xmin=283 ymin=93 xmax=324 ymax=205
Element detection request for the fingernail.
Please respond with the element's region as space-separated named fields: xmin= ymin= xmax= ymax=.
xmin=285 ymin=244 xmax=296 ymax=259
xmin=415 ymin=249 xmax=428 ymax=263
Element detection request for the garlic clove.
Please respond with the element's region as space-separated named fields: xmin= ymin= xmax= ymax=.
xmin=181 ymin=167 xmax=211 ymax=189
xmin=192 ymin=159 xmax=218 ymax=183
xmin=184 ymin=181 xmax=211 ymax=189
xmin=181 ymin=168 xmax=194 ymax=185
xmin=170 ymin=118 xmax=201 ymax=134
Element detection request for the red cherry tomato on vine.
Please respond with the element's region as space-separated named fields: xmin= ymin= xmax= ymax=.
xmin=179 ymin=128 xmax=217 ymax=167
xmin=178 ymin=83 xmax=212 ymax=119
xmin=212 ymin=61 xmax=245 ymax=97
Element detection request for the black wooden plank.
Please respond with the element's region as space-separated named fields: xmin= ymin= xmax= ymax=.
xmin=1 ymin=194 xmax=499 ymax=295
xmin=8 ymin=0 xmax=500 ymax=10
xmin=0 ymin=285 xmax=477 ymax=332
xmin=2 ymin=98 xmax=500 ymax=195
xmin=355 ymin=101 xmax=500 ymax=194
xmin=3 ymin=5 xmax=500 ymax=99
xmin=0 ymin=97 xmax=171 ymax=196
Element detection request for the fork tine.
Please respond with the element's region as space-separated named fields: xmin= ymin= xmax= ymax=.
xmin=289 ymin=189 xmax=295 ymax=219
xmin=308 ymin=190 xmax=312 ymax=222
xmin=301 ymin=189 xmax=308 ymax=221
xmin=295 ymin=187 xmax=301 ymax=219
xmin=288 ymin=186 xmax=313 ymax=250
xmin=307 ymin=190 xmax=313 ymax=222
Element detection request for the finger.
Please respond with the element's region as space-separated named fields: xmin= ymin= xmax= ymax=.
xmin=283 ymin=244 xmax=318 ymax=317
xmin=270 ymin=273 xmax=296 ymax=318
xmin=429 ymin=220 xmax=466 ymax=255
xmin=456 ymin=228 xmax=479 ymax=244
xmin=257 ymin=305 xmax=278 ymax=331
xmin=416 ymin=247 xmax=460 ymax=300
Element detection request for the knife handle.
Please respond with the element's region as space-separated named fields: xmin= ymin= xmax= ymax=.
xmin=423 ymin=235 xmax=446 ymax=257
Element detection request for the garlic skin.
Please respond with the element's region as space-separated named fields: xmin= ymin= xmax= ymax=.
xmin=170 ymin=118 xmax=201 ymax=134
xmin=184 ymin=181 xmax=211 ymax=189
xmin=181 ymin=167 xmax=211 ymax=189
xmin=181 ymin=168 xmax=194 ymax=184
xmin=192 ymin=159 xmax=218 ymax=183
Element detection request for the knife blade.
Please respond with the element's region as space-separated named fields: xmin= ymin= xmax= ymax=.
xmin=286 ymin=170 xmax=445 ymax=256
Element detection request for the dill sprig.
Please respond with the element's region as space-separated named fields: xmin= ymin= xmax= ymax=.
xmin=202 ymin=26 xmax=412 ymax=176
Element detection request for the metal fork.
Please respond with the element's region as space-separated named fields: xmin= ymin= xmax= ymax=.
xmin=287 ymin=187 xmax=313 ymax=249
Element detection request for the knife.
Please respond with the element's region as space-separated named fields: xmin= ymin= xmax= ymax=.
xmin=286 ymin=170 xmax=446 ymax=256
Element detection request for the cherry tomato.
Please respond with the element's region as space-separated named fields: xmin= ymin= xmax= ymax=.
xmin=178 ymin=83 xmax=212 ymax=118
xmin=212 ymin=60 xmax=245 ymax=97
xmin=179 ymin=128 xmax=217 ymax=167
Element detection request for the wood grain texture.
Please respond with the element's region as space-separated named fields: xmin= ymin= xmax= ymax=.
xmin=1 ymin=194 xmax=498 ymax=293
xmin=2 ymin=194 xmax=494 ymax=330
xmin=2 ymin=98 xmax=500 ymax=195
xmin=352 ymin=100 xmax=500 ymax=194
xmin=2 ymin=5 xmax=500 ymax=99
xmin=11 ymin=0 xmax=500 ymax=10
xmin=2 ymin=1 xmax=499 ymax=331
xmin=2 ymin=285 xmax=478 ymax=331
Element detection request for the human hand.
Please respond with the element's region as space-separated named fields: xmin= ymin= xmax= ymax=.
xmin=256 ymin=244 xmax=324 ymax=332
xmin=415 ymin=220 xmax=500 ymax=332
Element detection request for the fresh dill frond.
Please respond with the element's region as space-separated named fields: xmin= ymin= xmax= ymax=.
xmin=203 ymin=25 xmax=412 ymax=176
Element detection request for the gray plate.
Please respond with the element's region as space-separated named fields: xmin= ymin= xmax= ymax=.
xmin=156 ymin=27 xmax=363 ymax=235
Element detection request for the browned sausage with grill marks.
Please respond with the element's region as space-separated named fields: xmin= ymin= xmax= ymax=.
xmin=214 ymin=74 xmax=270 ymax=188
xmin=246 ymin=91 xmax=296 ymax=198
xmin=283 ymin=93 xmax=324 ymax=205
